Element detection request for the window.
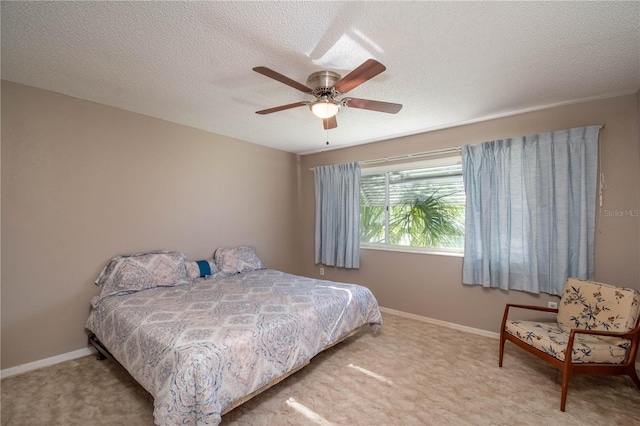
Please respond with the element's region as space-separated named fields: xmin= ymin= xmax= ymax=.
xmin=360 ymin=156 xmax=465 ymax=254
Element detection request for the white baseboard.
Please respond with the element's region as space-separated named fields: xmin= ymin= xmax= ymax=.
xmin=379 ymin=307 xmax=640 ymax=370
xmin=1 ymin=347 xmax=96 ymax=379
xmin=379 ymin=306 xmax=502 ymax=340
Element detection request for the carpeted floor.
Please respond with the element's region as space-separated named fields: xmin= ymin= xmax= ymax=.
xmin=2 ymin=312 xmax=639 ymax=425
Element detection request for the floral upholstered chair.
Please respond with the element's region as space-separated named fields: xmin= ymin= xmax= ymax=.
xmin=499 ymin=278 xmax=640 ymax=411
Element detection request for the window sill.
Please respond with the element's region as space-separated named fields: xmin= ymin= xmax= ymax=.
xmin=360 ymin=244 xmax=464 ymax=258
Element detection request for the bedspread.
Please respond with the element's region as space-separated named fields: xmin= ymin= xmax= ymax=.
xmin=85 ymin=269 xmax=382 ymax=425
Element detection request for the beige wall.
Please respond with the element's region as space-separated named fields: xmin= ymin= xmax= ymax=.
xmin=1 ymin=81 xmax=301 ymax=369
xmin=299 ymin=93 xmax=640 ymax=333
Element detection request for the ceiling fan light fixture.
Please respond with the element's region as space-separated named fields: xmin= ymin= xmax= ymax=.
xmin=310 ymin=98 xmax=340 ymax=119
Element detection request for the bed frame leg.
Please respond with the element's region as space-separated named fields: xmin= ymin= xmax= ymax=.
xmin=88 ymin=333 xmax=113 ymax=362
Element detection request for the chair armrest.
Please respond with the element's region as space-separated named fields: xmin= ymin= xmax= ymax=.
xmin=570 ymin=321 xmax=640 ymax=340
xmin=505 ymin=303 xmax=558 ymax=314
xmin=564 ymin=321 xmax=640 ymax=366
xmin=500 ymin=303 xmax=558 ymax=335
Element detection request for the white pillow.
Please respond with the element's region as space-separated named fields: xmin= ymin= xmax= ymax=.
xmin=92 ymin=251 xmax=189 ymax=306
xmin=214 ymin=246 xmax=264 ymax=274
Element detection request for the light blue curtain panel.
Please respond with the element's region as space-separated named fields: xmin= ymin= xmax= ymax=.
xmin=314 ymin=162 xmax=361 ymax=269
xmin=461 ymin=126 xmax=600 ymax=295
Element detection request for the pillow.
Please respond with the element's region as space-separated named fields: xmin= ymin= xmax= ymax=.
xmin=92 ymin=251 xmax=189 ymax=306
xmin=214 ymin=245 xmax=265 ymax=274
xmin=185 ymin=259 xmax=218 ymax=279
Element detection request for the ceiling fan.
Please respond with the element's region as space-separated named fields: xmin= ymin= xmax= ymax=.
xmin=253 ymin=59 xmax=402 ymax=130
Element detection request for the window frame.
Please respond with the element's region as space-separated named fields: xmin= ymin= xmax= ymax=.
xmin=360 ymin=155 xmax=465 ymax=257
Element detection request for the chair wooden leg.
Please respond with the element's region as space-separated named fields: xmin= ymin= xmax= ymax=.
xmin=498 ymin=306 xmax=512 ymax=368
xmin=560 ymin=361 xmax=573 ymax=412
xmin=560 ymin=372 xmax=570 ymax=412
xmin=628 ymin=365 xmax=640 ymax=389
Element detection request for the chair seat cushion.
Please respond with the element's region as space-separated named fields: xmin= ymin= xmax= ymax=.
xmin=505 ymin=320 xmax=630 ymax=363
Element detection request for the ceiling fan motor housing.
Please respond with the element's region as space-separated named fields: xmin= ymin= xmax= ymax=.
xmin=307 ymin=71 xmax=342 ymax=97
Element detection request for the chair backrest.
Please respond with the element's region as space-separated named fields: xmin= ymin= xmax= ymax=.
xmin=557 ymin=278 xmax=640 ymax=332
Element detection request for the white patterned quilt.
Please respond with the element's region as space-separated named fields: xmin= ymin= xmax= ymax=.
xmin=85 ymin=269 xmax=382 ymax=425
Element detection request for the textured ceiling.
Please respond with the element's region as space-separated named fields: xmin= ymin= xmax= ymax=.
xmin=2 ymin=2 xmax=639 ymax=154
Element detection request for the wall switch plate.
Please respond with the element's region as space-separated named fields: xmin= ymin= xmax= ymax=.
xmin=320 ymin=267 xmax=324 ymax=276
xmin=548 ymin=301 xmax=558 ymax=309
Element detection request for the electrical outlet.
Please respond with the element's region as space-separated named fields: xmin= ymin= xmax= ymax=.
xmin=548 ymin=301 xmax=558 ymax=309
xmin=319 ymin=267 xmax=324 ymax=276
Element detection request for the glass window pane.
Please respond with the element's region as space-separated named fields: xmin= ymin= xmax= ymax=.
xmin=360 ymin=174 xmax=386 ymax=243
xmin=360 ymin=160 xmax=465 ymax=250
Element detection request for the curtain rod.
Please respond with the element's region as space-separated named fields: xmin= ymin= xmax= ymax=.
xmin=308 ymin=124 xmax=605 ymax=171
xmin=361 ymin=147 xmax=461 ymax=166
xmin=308 ymin=146 xmax=461 ymax=171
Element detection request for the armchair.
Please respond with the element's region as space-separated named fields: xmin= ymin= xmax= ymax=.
xmin=499 ymin=278 xmax=640 ymax=411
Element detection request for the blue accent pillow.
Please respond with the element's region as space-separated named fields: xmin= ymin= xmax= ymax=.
xmin=185 ymin=260 xmax=218 ymax=279
xmin=196 ymin=260 xmax=211 ymax=277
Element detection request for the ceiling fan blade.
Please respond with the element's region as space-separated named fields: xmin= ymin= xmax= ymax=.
xmin=333 ymin=59 xmax=386 ymax=94
xmin=323 ymin=116 xmax=337 ymax=130
xmin=343 ymin=97 xmax=403 ymax=114
xmin=256 ymin=101 xmax=309 ymax=115
xmin=253 ymin=66 xmax=313 ymax=93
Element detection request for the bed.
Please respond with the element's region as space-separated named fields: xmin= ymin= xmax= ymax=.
xmin=85 ymin=248 xmax=382 ymax=425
